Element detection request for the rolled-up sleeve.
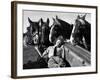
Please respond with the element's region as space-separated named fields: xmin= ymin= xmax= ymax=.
xmin=42 ymin=48 xmax=49 ymax=57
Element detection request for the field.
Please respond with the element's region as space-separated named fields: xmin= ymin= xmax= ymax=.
xmin=23 ymin=45 xmax=47 ymax=69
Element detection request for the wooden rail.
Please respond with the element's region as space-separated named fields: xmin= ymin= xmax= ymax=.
xmin=64 ymin=42 xmax=91 ymax=67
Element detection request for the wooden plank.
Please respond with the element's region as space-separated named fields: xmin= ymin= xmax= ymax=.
xmin=64 ymin=42 xmax=91 ymax=65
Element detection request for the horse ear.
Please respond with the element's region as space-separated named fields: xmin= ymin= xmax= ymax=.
xmin=55 ymin=17 xmax=60 ymax=25
xmin=77 ymin=15 xmax=80 ymax=19
xmin=28 ymin=17 xmax=33 ymax=23
xmin=41 ymin=18 xmax=43 ymax=23
xmin=38 ymin=18 xmax=43 ymax=26
xmin=56 ymin=15 xmax=58 ymax=19
xmin=83 ymin=14 xmax=86 ymax=20
xmin=47 ymin=18 xmax=49 ymax=25
xmin=52 ymin=17 xmax=55 ymax=22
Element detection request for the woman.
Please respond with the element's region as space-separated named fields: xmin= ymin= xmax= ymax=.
xmin=42 ymin=36 xmax=70 ymax=68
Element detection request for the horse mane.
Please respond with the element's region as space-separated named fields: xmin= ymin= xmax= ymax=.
xmin=57 ymin=18 xmax=71 ymax=27
xmin=84 ymin=20 xmax=91 ymax=27
xmin=57 ymin=18 xmax=73 ymax=39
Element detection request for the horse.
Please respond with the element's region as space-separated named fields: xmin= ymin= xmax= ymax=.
xmin=38 ymin=18 xmax=50 ymax=46
xmin=70 ymin=14 xmax=91 ymax=51
xmin=49 ymin=16 xmax=73 ymax=44
xmin=38 ymin=18 xmax=53 ymax=53
xmin=23 ymin=17 xmax=40 ymax=47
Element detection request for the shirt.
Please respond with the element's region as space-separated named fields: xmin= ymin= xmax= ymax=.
xmin=42 ymin=45 xmax=65 ymax=62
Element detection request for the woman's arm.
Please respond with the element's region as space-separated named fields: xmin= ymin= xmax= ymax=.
xmin=42 ymin=48 xmax=49 ymax=63
xmin=42 ymin=48 xmax=48 ymax=58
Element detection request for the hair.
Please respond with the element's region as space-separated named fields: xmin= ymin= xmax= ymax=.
xmin=54 ymin=35 xmax=64 ymax=45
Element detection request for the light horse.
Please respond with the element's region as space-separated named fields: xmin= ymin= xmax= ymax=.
xmin=49 ymin=16 xmax=73 ymax=44
xmin=70 ymin=14 xmax=91 ymax=51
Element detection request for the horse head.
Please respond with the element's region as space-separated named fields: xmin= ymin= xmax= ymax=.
xmin=28 ymin=17 xmax=40 ymax=34
xmin=39 ymin=18 xmax=50 ymax=46
xmin=49 ymin=16 xmax=62 ymax=44
xmin=49 ymin=16 xmax=73 ymax=44
xmin=70 ymin=14 xmax=91 ymax=51
xmin=25 ymin=17 xmax=40 ymax=45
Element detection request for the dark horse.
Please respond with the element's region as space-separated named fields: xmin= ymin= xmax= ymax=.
xmin=49 ymin=16 xmax=73 ymax=44
xmin=70 ymin=14 xmax=91 ymax=51
xmin=38 ymin=18 xmax=53 ymax=53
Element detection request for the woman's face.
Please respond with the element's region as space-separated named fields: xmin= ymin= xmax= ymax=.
xmin=55 ymin=39 xmax=62 ymax=47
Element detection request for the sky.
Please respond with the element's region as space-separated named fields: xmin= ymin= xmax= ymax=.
xmin=23 ymin=10 xmax=91 ymax=33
